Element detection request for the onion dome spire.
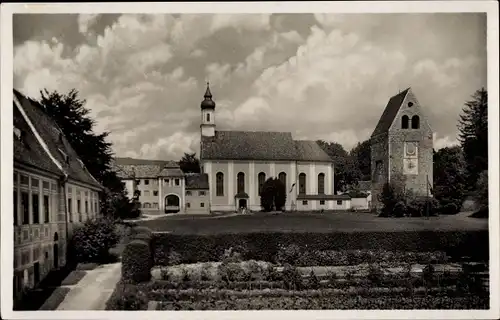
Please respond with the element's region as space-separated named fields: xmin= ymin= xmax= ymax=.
xmin=201 ymin=81 xmax=216 ymax=109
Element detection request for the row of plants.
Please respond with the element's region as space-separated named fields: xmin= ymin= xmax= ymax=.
xmin=156 ymin=295 xmax=489 ymax=310
xmin=157 ymin=262 xmax=486 ymax=293
xmin=153 ymin=230 xmax=488 ymax=266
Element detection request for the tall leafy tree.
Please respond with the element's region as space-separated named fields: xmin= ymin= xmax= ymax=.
xmin=433 ymin=146 xmax=467 ymax=214
xmin=179 ymin=152 xmax=201 ymax=174
xmin=458 ymin=88 xmax=488 ymax=188
xmin=316 ymin=140 xmax=361 ymax=192
xmin=260 ymin=177 xmax=287 ymax=212
xmin=350 ymin=139 xmax=371 ymax=181
xmin=38 ymin=89 xmax=123 ymax=193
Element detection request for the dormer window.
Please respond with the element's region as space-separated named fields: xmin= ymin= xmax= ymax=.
xmin=58 ymin=148 xmax=69 ymax=164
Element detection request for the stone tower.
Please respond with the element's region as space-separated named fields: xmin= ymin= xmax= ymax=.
xmin=370 ymin=88 xmax=433 ymax=210
xmin=200 ymin=82 xmax=216 ymax=138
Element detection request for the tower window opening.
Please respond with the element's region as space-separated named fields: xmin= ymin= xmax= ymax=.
xmin=401 ymin=115 xmax=409 ymax=129
xmin=206 ymin=113 xmax=210 ymax=122
xmin=411 ymin=115 xmax=420 ymax=129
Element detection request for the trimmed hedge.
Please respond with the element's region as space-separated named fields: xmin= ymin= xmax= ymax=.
xmin=122 ymin=239 xmax=153 ymax=283
xmin=152 ymin=230 xmax=488 ymax=266
xmin=105 ymin=282 xmax=149 ymax=310
xmin=38 ymin=287 xmax=71 ymax=310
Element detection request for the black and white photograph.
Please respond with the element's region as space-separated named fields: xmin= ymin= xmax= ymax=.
xmin=1 ymin=1 xmax=499 ymax=319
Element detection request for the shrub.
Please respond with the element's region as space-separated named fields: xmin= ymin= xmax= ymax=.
xmin=378 ymin=182 xmax=400 ymax=217
xmin=105 ymin=283 xmax=148 ymax=310
xmin=122 ymin=240 xmax=152 ymax=283
xmin=218 ymin=262 xmax=247 ymax=282
xmin=260 ymin=178 xmax=287 ymax=212
xmin=246 ymin=260 xmax=264 ymax=281
xmin=276 ymin=244 xmax=301 ymax=265
xmin=168 ymin=250 xmax=182 ymax=265
xmin=69 ymin=217 xmax=120 ymax=264
xmin=422 ymin=264 xmax=435 ymax=287
xmin=393 ymin=201 xmax=407 ymax=218
xmin=407 ymin=197 xmax=440 ymax=217
xmin=263 ymin=264 xmax=282 ymax=282
xmin=282 ymin=264 xmax=303 ymax=290
xmin=160 ymin=267 xmax=172 ymax=281
xmin=475 ymin=170 xmax=488 ymax=213
xmin=308 ymin=269 xmax=320 ymax=289
xmin=441 ymin=202 xmax=459 ymax=215
xmin=367 ymin=264 xmax=383 ymax=285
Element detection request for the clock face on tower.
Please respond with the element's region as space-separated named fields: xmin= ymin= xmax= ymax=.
xmin=405 ymin=142 xmax=418 ymax=158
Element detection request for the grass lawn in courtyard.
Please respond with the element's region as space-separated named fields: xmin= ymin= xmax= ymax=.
xmin=136 ymin=211 xmax=488 ymax=234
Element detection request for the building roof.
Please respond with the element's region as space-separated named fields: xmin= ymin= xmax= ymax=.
xmin=185 ymin=173 xmax=209 ymax=190
xmin=296 ymin=194 xmax=351 ymax=200
xmin=13 ymin=103 xmax=62 ymax=175
xmin=371 ymin=88 xmax=410 ymax=138
xmin=201 ymin=130 xmax=333 ymax=162
xmin=13 ymin=89 xmax=102 ymax=189
xmin=112 ymin=158 xmax=184 ymax=179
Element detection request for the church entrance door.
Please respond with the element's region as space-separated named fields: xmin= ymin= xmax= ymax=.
xmin=238 ymin=199 xmax=247 ymax=209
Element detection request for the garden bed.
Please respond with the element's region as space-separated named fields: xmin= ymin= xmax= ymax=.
xmin=60 ymin=270 xmax=87 ymax=286
xmin=154 ymin=295 xmax=489 ymax=310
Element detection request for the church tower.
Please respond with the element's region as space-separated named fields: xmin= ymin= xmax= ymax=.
xmin=370 ymin=87 xmax=433 ymax=210
xmin=200 ymin=82 xmax=216 ymax=138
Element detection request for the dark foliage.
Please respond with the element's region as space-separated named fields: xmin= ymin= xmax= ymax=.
xmin=179 ymin=152 xmax=201 ymax=174
xmin=475 ymin=170 xmax=488 ymax=214
xmin=260 ymin=178 xmax=287 ymax=212
xmin=458 ymin=88 xmax=488 ymax=189
xmin=122 ymin=240 xmax=153 ymax=283
xmin=152 ymin=230 xmax=488 ymax=266
xmin=69 ymin=217 xmax=120 ymax=264
xmin=316 ymin=140 xmax=361 ymax=192
xmin=433 ymin=146 xmax=467 ymax=214
xmin=350 ymin=139 xmax=372 ymax=181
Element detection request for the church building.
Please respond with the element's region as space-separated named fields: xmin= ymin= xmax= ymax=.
xmin=370 ymin=87 xmax=434 ymax=210
xmin=199 ymin=84 xmax=349 ymax=212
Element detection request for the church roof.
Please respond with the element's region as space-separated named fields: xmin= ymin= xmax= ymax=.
xmin=14 ymin=89 xmax=102 ymax=189
xmin=185 ymin=173 xmax=209 ymax=190
xmin=371 ymin=88 xmax=410 ymax=138
xmin=201 ymin=130 xmax=333 ymax=162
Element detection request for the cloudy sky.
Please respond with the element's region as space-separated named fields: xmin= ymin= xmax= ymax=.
xmin=13 ymin=13 xmax=486 ymax=160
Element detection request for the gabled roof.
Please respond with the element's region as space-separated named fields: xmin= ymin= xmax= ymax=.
xmin=185 ymin=173 xmax=209 ymax=190
xmin=371 ymin=88 xmax=410 ymax=138
xmin=112 ymin=158 xmax=184 ymax=179
xmin=13 ymin=89 xmax=102 ymax=189
xmin=13 ymin=103 xmax=61 ymax=175
xmin=201 ymin=130 xmax=333 ymax=162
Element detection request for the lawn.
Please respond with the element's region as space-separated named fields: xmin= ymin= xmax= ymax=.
xmin=136 ymin=211 xmax=488 ymax=234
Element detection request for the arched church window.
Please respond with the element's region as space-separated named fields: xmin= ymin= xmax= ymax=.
xmin=237 ymin=172 xmax=245 ymax=194
xmin=318 ymin=173 xmax=325 ymax=194
xmin=278 ymin=172 xmax=287 ymax=188
xmin=258 ymin=172 xmax=266 ymax=195
xmin=402 ymin=115 xmax=409 ymax=129
xmin=206 ymin=113 xmax=210 ymax=122
xmin=216 ymin=172 xmax=224 ymax=196
xmin=299 ymin=173 xmax=306 ymax=194
xmin=411 ymin=115 xmax=420 ymax=129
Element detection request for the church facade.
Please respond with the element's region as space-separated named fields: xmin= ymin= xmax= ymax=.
xmin=370 ymin=87 xmax=434 ymax=210
xmin=199 ymin=84 xmax=349 ymax=212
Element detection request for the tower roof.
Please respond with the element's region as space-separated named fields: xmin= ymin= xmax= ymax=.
xmin=371 ymin=87 xmax=410 ymax=138
xmin=201 ymin=82 xmax=216 ymax=109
